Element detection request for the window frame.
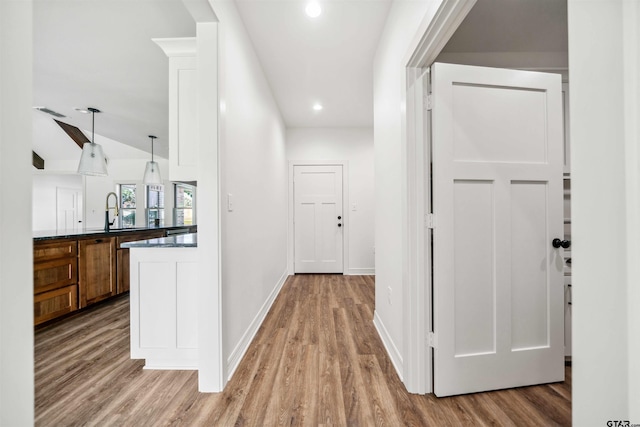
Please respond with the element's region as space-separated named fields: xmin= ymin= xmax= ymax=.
xmin=118 ymin=183 xmax=137 ymax=228
xmin=174 ymin=183 xmax=196 ymax=226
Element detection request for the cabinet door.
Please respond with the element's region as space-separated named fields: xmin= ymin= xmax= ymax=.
xmin=78 ymin=237 xmax=116 ymax=308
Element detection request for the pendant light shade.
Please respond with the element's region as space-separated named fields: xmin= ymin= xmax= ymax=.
xmin=77 ymin=107 xmax=108 ymax=176
xmin=143 ymin=135 xmax=162 ymax=184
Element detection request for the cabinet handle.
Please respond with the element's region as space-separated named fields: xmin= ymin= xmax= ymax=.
xmin=95 ymin=239 xmax=103 ymax=243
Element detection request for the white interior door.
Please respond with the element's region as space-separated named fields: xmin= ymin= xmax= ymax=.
xmin=431 ymin=63 xmax=565 ymax=396
xmin=56 ymin=187 xmax=83 ymax=231
xmin=294 ymin=165 xmax=343 ymax=273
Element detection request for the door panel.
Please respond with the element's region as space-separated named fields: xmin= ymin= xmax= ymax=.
xmin=56 ymin=188 xmax=82 ymax=231
xmin=294 ymin=165 xmax=343 ymax=273
xmin=432 ymin=63 xmax=564 ymax=396
xmin=452 ymin=180 xmax=495 ymax=357
xmin=510 ymin=181 xmax=549 ymax=350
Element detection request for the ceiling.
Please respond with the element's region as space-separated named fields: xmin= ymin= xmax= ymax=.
xmin=32 ymin=0 xmax=391 ymax=162
xmin=33 ymin=0 xmax=196 ymax=159
xmin=234 ymin=0 xmax=392 ymax=128
xmin=33 ymin=0 xmax=567 ymax=162
xmin=441 ymin=0 xmax=567 ymax=54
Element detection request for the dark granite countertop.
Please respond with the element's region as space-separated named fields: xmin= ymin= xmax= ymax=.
xmin=33 ymin=224 xmax=196 ymax=241
xmin=121 ymin=233 xmax=197 ymax=248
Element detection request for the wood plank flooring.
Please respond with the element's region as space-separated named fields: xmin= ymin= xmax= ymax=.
xmin=35 ymin=275 xmax=571 ymax=426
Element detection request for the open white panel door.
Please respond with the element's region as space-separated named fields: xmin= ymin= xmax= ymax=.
xmin=432 ymin=63 xmax=565 ymax=396
xmin=294 ymin=165 xmax=344 ymax=273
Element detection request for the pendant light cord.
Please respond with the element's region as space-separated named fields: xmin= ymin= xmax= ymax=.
xmin=91 ymin=110 xmax=95 ymax=144
xmin=149 ymin=135 xmax=157 ymax=163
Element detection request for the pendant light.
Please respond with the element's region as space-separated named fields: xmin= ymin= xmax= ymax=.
xmin=143 ymin=135 xmax=162 ymax=184
xmin=77 ymin=107 xmax=108 ymax=176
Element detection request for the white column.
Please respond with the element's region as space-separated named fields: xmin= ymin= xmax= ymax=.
xmin=0 ymin=0 xmax=35 ymax=424
xmin=569 ymin=0 xmax=640 ymax=423
xmin=195 ymin=21 xmax=223 ymax=392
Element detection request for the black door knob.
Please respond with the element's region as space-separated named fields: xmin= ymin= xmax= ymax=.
xmin=552 ymin=238 xmax=571 ymax=249
xmin=338 ymin=223 xmax=342 ymax=227
xmin=337 ymin=216 xmax=342 ymax=220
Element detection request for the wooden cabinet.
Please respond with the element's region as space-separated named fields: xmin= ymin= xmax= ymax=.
xmin=116 ymin=231 xmax=165 ymax=294
xmin=34 ymin=227 xmax=192 ymax=325
xmin=78 ymin=237 xmax=116 ymax=308
xmin=33 ymin=240 xmax=78 ymax=325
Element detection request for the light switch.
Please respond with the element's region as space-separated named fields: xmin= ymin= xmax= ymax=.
xmin=227 ymin=194 xmax=233 ymax=212
xmin=351 ymin=202 xmax=357 ymax=211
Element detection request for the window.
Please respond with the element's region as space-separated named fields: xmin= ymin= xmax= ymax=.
xmin=146 ymin=184 xmax=164 ymax=226
xmin=174 ymin=184 xmax=195 ymax=226
xmin=119 ymin=184 xmax=136 ymax=228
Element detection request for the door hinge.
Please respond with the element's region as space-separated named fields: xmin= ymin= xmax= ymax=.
xmin=425 ymin=213 xmax=435 ymax=229
xmin=427 ymin=331 xmax=437 ymax=348
xmin=426 ymin=94 xmax=433 ymax=111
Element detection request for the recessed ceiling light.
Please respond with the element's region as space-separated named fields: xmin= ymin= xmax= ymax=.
xmin=312 ymin=103 xmax=323 ymax=111
xmin=305 ymin=2 xmax=321 ymax=18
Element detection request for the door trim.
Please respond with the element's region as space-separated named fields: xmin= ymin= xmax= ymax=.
xmin=288 ymin=160 xmax=349 ymax=275
xmin=402 ymin=0 xmax=476 ymax=394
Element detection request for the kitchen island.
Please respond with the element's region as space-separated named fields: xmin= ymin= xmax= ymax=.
xmin=33 ymin=225 xmax=196 ymax=326
xmin=122 ymin=233 xmax=198 ymax=370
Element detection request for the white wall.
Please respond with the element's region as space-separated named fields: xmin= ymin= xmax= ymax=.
xmin=212 ymin=1 xmax=289 ymax=383
xmin=372 ymin=0 xmax=440 ymax=377
xmin=32 ymin=173 xmax=83 ymax=230
xmin=0 ymin=0 xmax=35 ymax=424
xmin=569 ymin=0 xmax=640 ymax=423
xmin=286 ymin=127 xmax=375 ymax=275
xmin=43 ymin=157 xmax=172 ymax=228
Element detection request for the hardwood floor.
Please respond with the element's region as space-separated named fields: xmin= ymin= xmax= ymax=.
xmin=35 ymin=275 xmax=571 ymax=426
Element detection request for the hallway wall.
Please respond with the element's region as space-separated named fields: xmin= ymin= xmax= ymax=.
xmin=286 ymin=127 xmax=375 ymax=275
xmin=372 ymin=0 xmax=441 ymax=377
xmin=213 ymin=0 xmax=289 ymax=382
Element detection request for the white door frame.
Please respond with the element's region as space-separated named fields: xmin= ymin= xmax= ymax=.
xmin=288 ymin=160 xmax=349 ymax=275
xmin=402 ymin=0 xmax=476 ymax=394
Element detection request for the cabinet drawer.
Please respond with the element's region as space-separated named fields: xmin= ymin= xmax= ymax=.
xmin=34 ymin=240 xmax=77 ymax=262
xmin=34 ymin=257 xmax=77 ymax=294
xmin=34 ymin=284 xmax=78 ymax=326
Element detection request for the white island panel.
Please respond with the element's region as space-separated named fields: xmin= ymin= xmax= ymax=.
xmin=129 ymin=247 xmax=198 ymax=370
xmin=139 ymin=262 xmax=174 ymax=349
xmin=177 ymin=262 xmax=198 ymax=349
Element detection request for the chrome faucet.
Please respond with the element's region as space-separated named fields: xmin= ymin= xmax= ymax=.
xmin=105 ymin=192 xmax=119 ymax=232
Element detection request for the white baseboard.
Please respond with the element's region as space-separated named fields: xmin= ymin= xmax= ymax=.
xmin=347 ymin=267 xmax=375 ymax=275
xmin=226 ymin=269 xmax=289 ymax=381
xmin=143 ymin=362 xmax=198 ymax=370
xmin=373 ymin=310 xmax=403 ymax=382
